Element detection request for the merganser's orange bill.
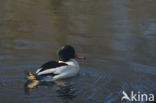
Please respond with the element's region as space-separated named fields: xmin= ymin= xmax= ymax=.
xmin=74 ymin=54 xmax=85 ymax=59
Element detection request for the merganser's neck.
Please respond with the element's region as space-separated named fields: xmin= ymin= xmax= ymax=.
xmin=59 ymin=59 xmax=79 ymax=69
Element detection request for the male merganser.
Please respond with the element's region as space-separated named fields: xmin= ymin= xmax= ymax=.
xmin=26 ymin=45 xmax=85 ymax=82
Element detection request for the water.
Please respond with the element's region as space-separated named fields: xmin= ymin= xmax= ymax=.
xmin=0 ymin=0 xmax=156 ymax=103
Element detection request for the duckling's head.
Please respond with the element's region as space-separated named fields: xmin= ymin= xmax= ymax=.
xmin=26 ymin=72 xmax=37 ymax=80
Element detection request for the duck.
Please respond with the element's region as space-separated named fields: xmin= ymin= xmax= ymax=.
xmin=26 ymin=45 xmax=85 ymax=83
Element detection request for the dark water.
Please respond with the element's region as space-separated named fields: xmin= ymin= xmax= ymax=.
xmin=0 ymin=0 xmax=156 ymax=103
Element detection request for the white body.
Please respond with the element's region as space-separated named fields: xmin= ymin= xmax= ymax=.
xmin=36 ymin=59 xmax=80 ymax=81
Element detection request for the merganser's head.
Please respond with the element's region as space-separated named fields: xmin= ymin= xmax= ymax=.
xmin=56 ymin=45 xmax=85 ymax=62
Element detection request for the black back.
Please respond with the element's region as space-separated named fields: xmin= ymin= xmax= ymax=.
xmin=39 ymin=61 xmax=68 ymax=72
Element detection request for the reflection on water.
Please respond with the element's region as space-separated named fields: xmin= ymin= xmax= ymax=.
xmin=56 ymin=85 xmax=77 ymax=101
xmin=24 ymin=80 xmax=77 ymax=102
xmin=0 ymin=0 xmax=156 ymax=103
xmin=24 ymin=80 xmax=40 ymax=94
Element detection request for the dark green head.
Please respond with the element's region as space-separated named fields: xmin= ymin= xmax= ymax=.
xmin=56 ymin=45 xmax=75 ymax=62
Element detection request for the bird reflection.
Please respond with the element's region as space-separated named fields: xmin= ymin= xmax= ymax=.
xmin=24 ymin=80 xmax=77 ymax=101
xmin=24 ymin=80 xmax=40 ymax=94
xmin=56 ymin=85 xmax=77 ymax=100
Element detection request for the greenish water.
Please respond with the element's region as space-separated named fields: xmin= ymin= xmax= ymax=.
xmin=0 ymin=0 xmax=156 ymax=103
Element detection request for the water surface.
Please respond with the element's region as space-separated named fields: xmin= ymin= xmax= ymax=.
xmin=0 ymin=0 xmax=156 ymax=103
